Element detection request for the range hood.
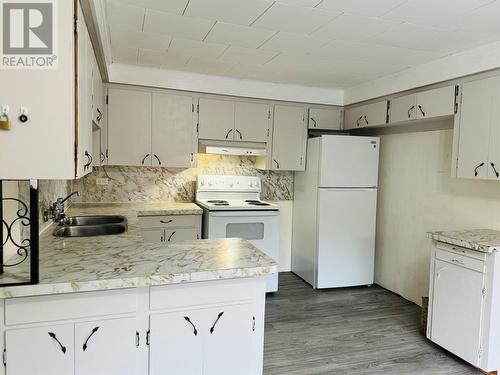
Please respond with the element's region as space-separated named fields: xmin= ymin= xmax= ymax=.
xmin=198 ymin=140 xmax=267 ymax=157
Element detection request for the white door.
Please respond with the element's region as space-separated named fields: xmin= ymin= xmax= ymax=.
xmin=198 ymin=98 xmax=235 ymax=141
xmin=361 ymin=101 xmax=388 ymax=127
xmin=150 ymin=311 xmax=205 ymax=375
xmin=416 ymin=86 xmax=455 ymax=120
xmin=75 ymin=318 xmax=138 ymax=375
xmin=316 ymin=189 xmax=377 ymax=288
xmin=6 ymin=324 xmax=74 ymax=375
xmin=319 ymin=135 xmax=379 ymax=188
xmin=430 ymin=259 xmax=484 ymax=366
xmin=271 ymin=105 xmax=307 ymax=171
xmin=204 ymin=305 xmax=261 ymax=375
xmin=308 ymin=108 xmax=342 ymax=130
xmin=390 ymin=94 xmax=417 ymax=123
xmin=456 ymin=78 xmax=493 ymax=179
xmin=142 ymin=228 xmax=165 ymax=243
xmin=234 ymin=102 xmax=269 ymax=143
xmin=108 ymin=88 xmax=152 ymax=166
xmin=152 ymin=93 xmax=195 ymax=167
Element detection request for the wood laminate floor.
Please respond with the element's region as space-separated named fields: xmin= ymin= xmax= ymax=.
xmin=264 ymin=273 xmax=482 ymax=375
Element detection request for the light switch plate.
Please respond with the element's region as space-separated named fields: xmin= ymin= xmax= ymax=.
xmin=96 ymin=178 xmax=109 ymax=186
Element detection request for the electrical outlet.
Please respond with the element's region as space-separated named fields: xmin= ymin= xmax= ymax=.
xmin=96 ymin=178 xmax=109 ymax=186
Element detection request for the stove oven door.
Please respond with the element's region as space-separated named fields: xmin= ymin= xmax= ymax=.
xmin=207 ymin=210 xmax=279 ymax=292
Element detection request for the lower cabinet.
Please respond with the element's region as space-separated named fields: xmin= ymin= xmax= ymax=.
xmin=6 ymin=324 xmax=75 ymax=375
xmin=139 ymin=214 xmax=202 ymax=243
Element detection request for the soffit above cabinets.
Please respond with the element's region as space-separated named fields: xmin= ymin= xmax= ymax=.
xmin=104 ymin=0 xmax=500 ymax=89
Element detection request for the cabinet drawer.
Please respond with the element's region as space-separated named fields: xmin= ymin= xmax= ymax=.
xmin=164 ymin=228 xmax=199 ymax=242
xmin=435 ymin=241 xmax=486 ymax=261
xmin=150 ymin=278 xmax=264 ymax=311
xmin=435 ymin=249 xmax=485 ymax=273
xmin=139 ymin=214 xmax=199 ymax=229
xmin=5 ymin=289 xmax=137 ymax=326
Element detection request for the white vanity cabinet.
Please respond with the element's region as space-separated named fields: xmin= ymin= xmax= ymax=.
xmin=139 ymin=214 xmax=202 ymax=243
xmin=427 ymin=241 xmax=500 ymax=373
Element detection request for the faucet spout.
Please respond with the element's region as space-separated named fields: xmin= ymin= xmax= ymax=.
xmin=58 ymin=191 xmax=81 ymax=205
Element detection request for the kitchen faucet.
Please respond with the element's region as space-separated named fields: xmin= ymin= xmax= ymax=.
xmin=44 ymin=191 xmax=81 ymax=223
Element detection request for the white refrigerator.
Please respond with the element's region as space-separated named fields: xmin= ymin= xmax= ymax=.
xmin=291 ymin=135 xmax=380 ymax=289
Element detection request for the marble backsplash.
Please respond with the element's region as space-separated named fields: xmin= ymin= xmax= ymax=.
xmin=73 ymin=154 xmax=294 ymax=203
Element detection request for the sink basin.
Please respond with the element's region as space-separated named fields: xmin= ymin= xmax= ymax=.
xmin=61 ymin=215 xmax=126 ymax=226
xmin=53 ymin=223 xmax=127 ymax=238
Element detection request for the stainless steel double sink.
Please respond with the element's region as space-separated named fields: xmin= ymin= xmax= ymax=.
xmin=53 ymin=215 xmax=128 ymax=238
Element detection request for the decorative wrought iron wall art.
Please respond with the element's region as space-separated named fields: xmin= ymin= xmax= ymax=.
xmin=0 ymin=180 xmax=39 ymax=286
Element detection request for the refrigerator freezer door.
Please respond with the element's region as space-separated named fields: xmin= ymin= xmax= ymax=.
xmin=319 ymin=135 xmax=379 ymax=188
xmin=316 ymin=188 xmax=377 ymax=288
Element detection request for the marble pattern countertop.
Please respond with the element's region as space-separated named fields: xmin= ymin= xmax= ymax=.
xmin=428 ymin=229 xmax=500 ymax=253
xmin=0 ymin=202 xmax=276 ymax=298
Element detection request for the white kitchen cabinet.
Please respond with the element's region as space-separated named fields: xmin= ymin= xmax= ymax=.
xmin=308 ymin=108 xmax=343 ymax=130
xmin=344 ymin=100 xmax=388 ymax=130
xmin=75 ymin=318 xmax=138 ymax=375
xmin=139 ymin=214 xmax=202 ymax=243
xmin=199 ymin=98 xmax=235 ymax=141
xmin=390 ymin=94 xmax=417 ymax=123
xmin=455 ymin=77 xmax=500 ymax=180
xmin=234 ymin=102 xmax=270 ymax=143
xmin=91 ymin=54 xmax=105 ymax=129
xmin=428 ymin=241 xmax=500 ymax=373
xmin=6 ymin=324 xmax=75 ymax=375
xmin=149 ymin=310 xmax=205 ymax=375
xmin=152 ymin=93 xmax=196 ymax=168
xmin=271 ymin=105 xmax=307 ymax=171
xmin=107 ymin=88 xmax=152 ymax=166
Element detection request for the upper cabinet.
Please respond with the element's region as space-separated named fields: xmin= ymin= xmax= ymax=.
xmin=390 ymin=86 xmax=457 ymax=124
xmin=0 ymin=1 xmax=96 ymax=179
xmin=107 ymin=88 xmax=196 ymax=168
xmin=344 ymin=100 xmax=388 ymax=130
xmin=271 ymin=105 xmax=307 ymax=171
xmin=454 ymin=77 xmax=500 ymax=180
xmin=198 ymin=99 xmax=270 ymax=143
xmin=308 ymin=108 xmax=343 ymax=130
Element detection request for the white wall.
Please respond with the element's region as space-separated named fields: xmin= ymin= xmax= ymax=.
xmin=376 ymin=127 xmax=500 ymax=305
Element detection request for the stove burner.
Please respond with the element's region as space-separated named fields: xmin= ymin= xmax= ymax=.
xmin=245 ymin=200 xmax=260 ymax=203
xmin=207 ymin=200 xmax=229 ymax=206
xmin=248 ymin=201 xmax=271 ymax=206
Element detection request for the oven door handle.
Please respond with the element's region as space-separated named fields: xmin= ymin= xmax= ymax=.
xmin=209 ymin=211 xmax=279 ymax=217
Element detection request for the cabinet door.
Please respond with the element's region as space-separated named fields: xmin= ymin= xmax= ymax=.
xmin=92 ymin=129 xmax=101 ymax=167
xmin=164 ymin=228 xmax=199 ymax=242
xmin=308 ymin=108 xmax=342 ymax=130
xmin=150 ymin=311 xmax=204 ymax=375
xmin=234 ymin=102 xmax=270 ymax=143
xmin=76 ymin=15 xmax=93 ymax=178
xmin=271 ymin=105 xmax=307 ymax=171
xmin=152 ymin=93 xmax=195 ymax=167
xmin=361 ymin=101 xmax=388 ymax=127
xmin=199 ymin=98 xmax=235 ymax=141
xmin=456 ymin=78 xmax=493 ymax=179
xmin=417 ymin=86 xmax=455 ymax=120
xmin=390 ymin=94 xmax=417 ymax=123
xmin=487 ymin=77 xmax=500 ymax=180
xmin=204 ymin=305 xmax=261 ymax=375
xmin=6 ymin=324 xmax=74 ymax=375
xmin=430 ymin=259 xmax=484 ymax=366
xmin=142 ymin=228 xmax=165 ymax=243
xmin=108 ymin=88 xmax=152 ymax=166
xmin=75 ymin=318 xmax=138 ymax=375
xmin=344 ymin=106 xmax=362 ymax=130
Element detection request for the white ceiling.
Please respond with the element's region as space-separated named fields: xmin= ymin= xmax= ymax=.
xmin=105 ymin=0 xmax=500 ymax=89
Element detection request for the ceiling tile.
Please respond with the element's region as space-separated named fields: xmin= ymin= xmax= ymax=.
xmin=110 ymin=29 xmax=172 ymax=51
xmin=219 ymin=46 xmax=278 ymax=65
xmin=138 ymin=49 xmax=191 ymax=69
xmin=186 ymin=57 xmax=237 ymax=75
xmin=264 ymin=53 xmax=335 ymax=72
xmin=204 ymin=22 xmax=276 ymax=49
xmin=110 ymin=0 xmax=189 ymax=15
xmin=184 ymin=0 xmax=273 ymax=26
xmin=311 ymin=13 xmax=401 ymax=41
xmin=168 ymin=38 xmax=228 ymax=59
xmin=106 ymin=0 xmax=145 ymax=31
xmin=275 ymin=0 xmax=322 ymax=7
xmin=460 ymin=1 xmax=500 ymax=38
xmin=317 ymin=0 xmax=407 ymax=16
xmin=111 ymin=46 xmax=139 ymax=65
xmin=259 ymin=31 xmax=330 ymax=53
xmin=252 ymin=3 xmax=341 ymax=35
xmin=143 ymin=9 xmax=215 ymax=40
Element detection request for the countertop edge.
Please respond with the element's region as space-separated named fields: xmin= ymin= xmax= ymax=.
xmin=427 ymin=231 xmax=495 ymax=253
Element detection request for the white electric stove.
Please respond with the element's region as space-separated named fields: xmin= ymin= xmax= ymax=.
xmin=196 ymin=175 xmax=279 ymax=292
